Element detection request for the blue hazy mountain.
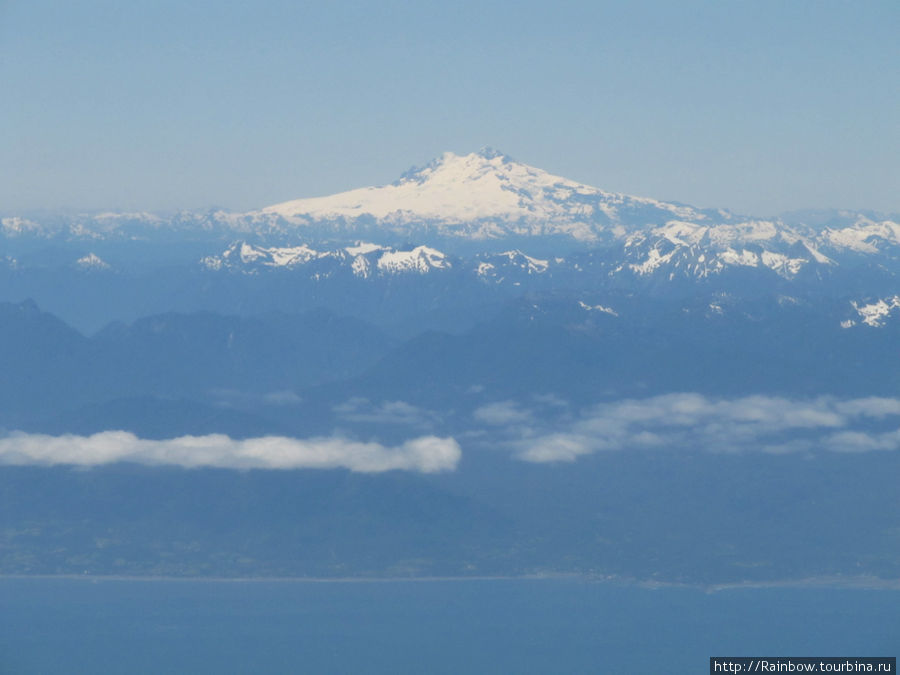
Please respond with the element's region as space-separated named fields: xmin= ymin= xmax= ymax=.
xmin=2 ymin=151 xmax=899 ymax=582
xmin=2 ymin=293 xmax=898 ymax=434
xmin=1 ymin=150 xmax=898 ymax=341
xmin=0 ymin=302 xmax=393 ymax=427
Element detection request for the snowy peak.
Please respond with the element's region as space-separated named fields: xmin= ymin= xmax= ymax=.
xmin=619 ymin=219 xmax=834 ymax=280
xmin=263 ymin=149 xmax=575 ymax=221
xmin=396 ymin=146 xmax=514 ymax=185
xmin=377 ymin=246 xmax=450 ymax=274
xmin=76 ymin=252 xmax=111 ymax=271
xmin=3 ymin=149 xmax=897 ymax=261
xmin=202 ymin=241 xmax=452 ymax=278
xmin=260 ymin=149 xmax=714 ymax=241
xmin=2 ymin=216 xmax=44 ymax=237
xmin=822 ymin=218 xmax=900 ymax=254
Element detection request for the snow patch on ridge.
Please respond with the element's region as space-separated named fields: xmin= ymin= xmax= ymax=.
xmin=496 ymin=250 xmax=549 ymax=274
xmin=76 ymin=253 xmax=111 ymax=270
xmin=578 ymin=301 xmax=618 ymax=316
xmin=718 ymin=248 xmax=760 ymax=268
xmin=345 ymin=242 xmax=385 ymax=256
xmin=760 ymin=251 xmax=806 ymax=277
xmin=377 ymin=246 xmax=450 ymax=274
xmin=852 ymin=296 xmax=900 ymax=327
xmin=824 ymin=219 xmax=900 ymax=253
xmin=629 ymin=247 xmax=677 ymax=275
xmin=1 ymin=217 xmax=44 ymax=236
xmin=203 ymin=241 xmax=453 ymax=277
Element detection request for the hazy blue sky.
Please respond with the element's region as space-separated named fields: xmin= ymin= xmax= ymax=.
xmin=1 ymin=0 xmax=897 ymax=216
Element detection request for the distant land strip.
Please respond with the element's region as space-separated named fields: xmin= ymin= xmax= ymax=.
xmin=2 ymin=573 xmax=899 ymax=591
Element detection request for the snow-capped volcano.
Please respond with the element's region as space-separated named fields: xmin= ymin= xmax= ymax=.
xmin=260 ymin=148 xmax=721 ymax=241
xmin=4 ymin=149 xmax=898 ymax=270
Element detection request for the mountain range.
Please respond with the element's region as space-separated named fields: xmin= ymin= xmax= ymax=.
xmin=2 ymin=149 xmax=900 ymax=582
xmin=1 ymin=149 xmax=899 ymax=335
xmin=3 ymin=148 xmax=898 ymax=251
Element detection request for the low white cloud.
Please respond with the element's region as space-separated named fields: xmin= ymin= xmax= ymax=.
xmin=824 ymin=429 xmax=900 ymax=453
xmin=833 ymin=397 xmax=900 ymax=418
xmin=262 ymin=390 xmax=303 ymax=406
xmin=473 ymin=401 xmax=533 ymax=426
xmin=505 ymin=393 xmax=900 ymax=463
xmin=208 ymin=388 xmax=303 ymax=408
xmin=517 ymin=433 xmax=596 ymax=463
xmin=0 ymin=431 xmax=461 ymax=473
xmin=531 ymin=393 xmax=569 ymax=408
xmin=333 ymin=398 xmax=439 ymax=427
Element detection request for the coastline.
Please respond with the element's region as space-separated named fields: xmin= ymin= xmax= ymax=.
xmin=2 ymin=572 xmax=898 ymax=591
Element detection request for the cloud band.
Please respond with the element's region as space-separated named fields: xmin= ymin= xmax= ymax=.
xmin=0 ymin=431 xmax=461 ymax=473
xmin=500 ymin=394 xmax=900 ymax=463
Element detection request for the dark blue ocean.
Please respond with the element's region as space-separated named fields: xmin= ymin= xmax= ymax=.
xmin=0 ymin=577 xmax=896 ymax=674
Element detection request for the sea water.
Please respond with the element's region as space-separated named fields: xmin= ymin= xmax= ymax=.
xmin=0 ymin=577 xmax=896 ymax=674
